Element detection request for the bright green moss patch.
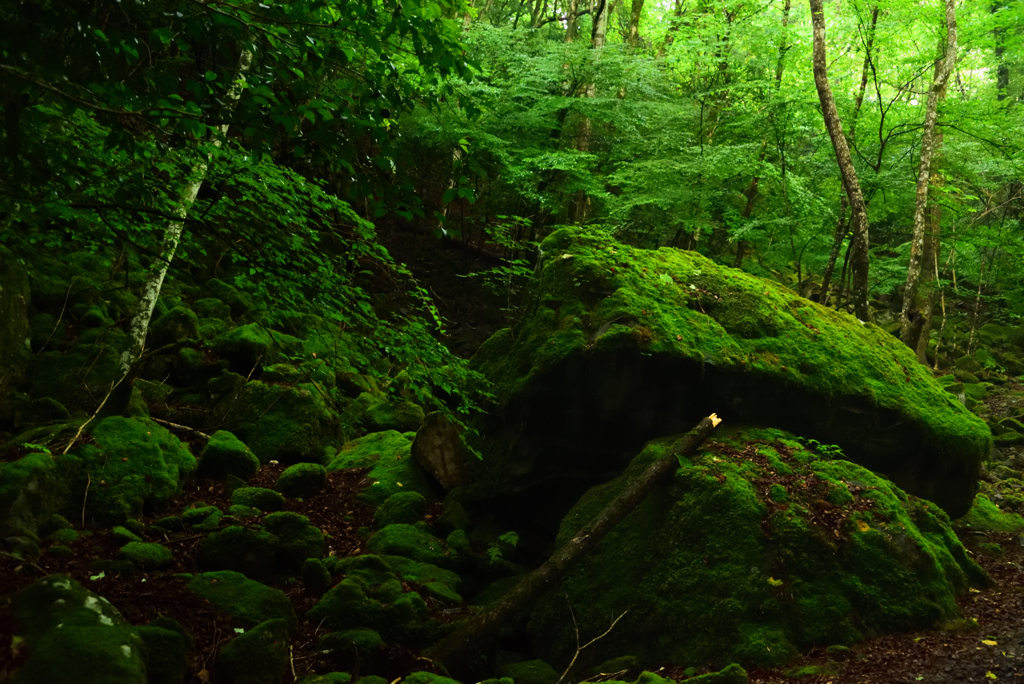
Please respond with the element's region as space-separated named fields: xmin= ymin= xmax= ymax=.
xmin=327 ymin=431 xmax=434 ymax=506
xmin=528 ymin=429 xmax=985 ymax=673
xmin=119 ymin=541 xmax=174 ymax=570
xmin=75 ymin=416 xmax=196 ymax=526
xmin=958 ymin=493 xmax=1024 ymax=533
xmin=187 ymin=570 xmax=297 ymax=629
xmin=215 ymin=618 xmax=291 ymax=684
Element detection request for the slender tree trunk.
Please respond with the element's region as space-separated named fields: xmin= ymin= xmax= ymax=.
xmin=565 ymin=0 xmax=580 ymax=41
xmin=120 ymin=48 xmax=253 ymax=375
xmin=734 ymin=0 xmax=791 ymax=269
xmin=819 ymin=6 xmax=877 ymax=306
xmin=627 ymin=0 xmax=644 ymax=47
xmin=900 ymin=0 xmax=957 ymax=354
xmin=426 ymin=415 xmax=722 ymax=677
xmin=992 ymin=1 xmax=1009 ymax=100
xmin=568 ymin=0 xmax=610 ymax=223
xmin=809 ymin=0 xmax=871 ymax=321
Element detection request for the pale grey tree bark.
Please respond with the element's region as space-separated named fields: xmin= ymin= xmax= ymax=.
xmin=899 ymin=0 xmax=957 ymax=355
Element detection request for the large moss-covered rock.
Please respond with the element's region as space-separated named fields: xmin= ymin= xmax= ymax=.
xmin=471 ymin=229 xmax=989 ymax=518
xmin=275 ymin=462 xmax=327 ymax=498
xmin=29 ymin=330 xmax=129 ymax=412
xmin=74 ymin=416 xmax=197 ymax=526
xmin=527 ymin=429 xmax=986 ymax=672
xmin=198 ymin=526 xmax=278 ymax=579
xmin=10 ymin=575 xmax=147 ymax=684
xmin=263 ymin=511 xmax=326 ymax=571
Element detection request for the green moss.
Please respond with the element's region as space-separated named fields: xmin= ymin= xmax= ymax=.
xmin=0 ymin=451 xmax=82 ymax=538
xmin=402 ymin=674 xmax=462 ymax=684
xmin=297 ymin=674 xmax=353 ymax=684
xmin=678 ymin=664 xmax=748 ymax=684
xmin=182 ymin=505 xmax=222 ymax=530
xmin=28 ymin=331 xmax=128 ymax=410
xmin=528 ymin=429 xmax=984 ymax=672
xmin=327 ymin=431 xmax=434 ymax=505
xmin=219 ymin=381 xmax=340 ymax=463
xmin=301 ymin=558 xmax=333 ymax=595
xmin=119 ymin=541 xmax=174 ymax=570
xmin=213 ymin=323 xmax=301 ymax=373
xmin=216 ymin=619 xmax=290 ymax=684
xmin=367 ymin=524 xmax=454 ymax=568
xmin=374 ymin=491 xmax=428 ymax=527
xmin=198 ymin=431 xmax=260 ymax=480
xmin=263 ymin=511 xmax=325 ymax=572
xmin=135 ymin=625 xmax=188 ymax=684
xmin=187 ymin=570 xmax=297 ymax=629
xmin=150 ymin=307 xmax=199 ymax=347
xmin=197 ymin=526 xmax=277 ymax=579
xmin=11 ymin=575 xmax=147 ymax=684
xmin=231 ymin=487 xmax=285 ymax=512
xmin=498 ymin=660 xmax=559 ymax=684
xmin=365 ymin=399 xmax=426 ymax=433
xmin=75 ymin=416 xmax=197 ymax=526
xmin=958 ymin=494 xmax=1024 ymax=533
xmin=275 ymin=462 xmax=327 ymax=498
xmin=472 ymin=229 xmax=989 ymax=518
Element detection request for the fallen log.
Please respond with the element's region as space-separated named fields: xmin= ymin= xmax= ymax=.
xmin=425 ymin=413 xmax=722 ymax=673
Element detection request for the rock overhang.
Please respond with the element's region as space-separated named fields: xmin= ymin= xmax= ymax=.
xmin=469 ymin=228 xmax=989 ymax=520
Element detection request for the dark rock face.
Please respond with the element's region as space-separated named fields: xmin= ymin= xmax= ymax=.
xmin=469 ymin=230 xmax=989 ymax=524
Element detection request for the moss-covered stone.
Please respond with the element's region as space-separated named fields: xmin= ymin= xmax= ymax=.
xmin=231 ymin=487 xmax=285 ymax=512
xmin=367 ymin=524 xmax=454 ymax=568
xmin=216 ymin=380 xmax=340 ymax=463
xmin=402 ymin=674 xmax=462 ymax=684
xmin=187 ymin=570 xmax=297 ymax=629
xmin=204 ymin=278 xmax=255 ymax=318
xmin=275 ymin=462 xmax=327 ymax=499
xmin=297 ymin=674 xmax=353 ymax=684
xmin=212 ymin=323 xmax=301 ymax=374
xmin=11 ymin=575 xmax=147 ymax=684
xmin=263 ymin=511 xmax=325 ymax=571
xmin=0 ymin=451 xmax=82 ymax=538
xmin=327 ymin=431 xmax=434 ymax=506
xmin=197 ymin=526 xmax=277 ymax=579
xmin=318 ymin=628 xmax=385 ymax=656
xmin=306 ymin=556 xmax=437 ymax=644
xmin=958 ymin=494 xmax=1024 ymax=533
xmin=136 ymin=625 xmax=188 ymax=684
xmin=527 ymin=428 xmax=985 ymax=672
xmin=215 ymin=618 xmax=290 ymax=684
xmin=28 ymin=331 xmax=129 ymax=413
xmin=119 ymin=541 xmax=174 ymax=570
xmin=182 ymin=505 xmax=222 ymax=529
xmin=150 ymin=306 xmax=200 ymax=347
xmin=374 ymin=491 xmax=428 ymax=527
xmin=198 ymin=431 xmax=260 ymax=481
xmin=471 ymin=229 xmax=989 ymax=519
xmin=301 ymin=558 xmax=333 ymax=596
xmin=172 ymin=347 xmax=229 ymax=385
xmin=74 ymin=416 xmax=197 ymax=526
xmin=365 ymin=399 xmax=426 ymax=433
xmin=498 ymin=659 xmax=559 ymax=684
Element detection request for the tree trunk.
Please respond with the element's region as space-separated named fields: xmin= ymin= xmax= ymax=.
xmin=733 ymin=0 xmax=790 ymax=270
xmin=425 ymin=414 xmax=722 ymax=677
xmin=119 ymin=48 xmax=253 ymax=376
xmin=568 ymin=0 xmax=610 ymax=223
xmin=626 ymin=0 xmax=644 ymax=47
xmin=899 ymin=0 xmax=957 ymax=353
xmin=565 ymin=0 xmax=580 ymax=41
xmin=657 ymin=0 xmax=686 ymax=57
xmin=809 ymin=0 xmax=871 ymax=321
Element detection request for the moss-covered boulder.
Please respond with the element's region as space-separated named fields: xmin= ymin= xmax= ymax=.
xmin=150 ymin=306 xmax=200 ymax=347
xmin=275 ymin=462 xmax=327 ymax=498
xmin=198 ymin=430 xmax=260 ymax=480
xmin=367 ymin=524 xmax=454 ymax=568
xmin=10 ymin=575 xmax=147 ymax=684
xmin=327 ymin=431 xmax=434 ymax=505
xmin=212 ymin=323 xmax=301 ymax=374
xmin=29 ymin=330 xmax=129 ymax=411
xmin=374 ymin=491 xmax=428 ymax=527
xmin=74 ymin=416 xmax=197 ymax=526
xmin=215 ymin=618 xmax=291 ymax=684
xmin=526 ymin=429 xmax=985 ymax=672
xmin=366 ymin=399 xmax=426 ymax=433
xmin=471 ymin=229 xmax=989 ymax=518
xmin=263 ymin=511 xmax=326 ymax=571
xmin=135 ymin=625 xmax=189 ymax=684
xmin=231 ymin=486 xmax=285 ymax=512
xmin=187 ymin=570 xmax=297 ymax=629
xmin=216 ymin=380 xmax=340 ymax=463
xmin=198 ymin=526 xmax=278 ymax=579
xmin=0 ymin=451 xmax=81 ymax=538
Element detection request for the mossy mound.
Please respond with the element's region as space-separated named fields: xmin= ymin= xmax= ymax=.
xmin=275 ymin=462 xmax=327 ymax=498
xmin=197 ymin=430 xmax=260 ymax=480
xmin=187 ymin=570 xmax=297 ymax=629
xmin=527 ymin=428 xmax=986 ymax=672
xmin=471 ymin=229 xmax=989 ymax=518
xmin=74 ymin=416 xmax=197 ymax=526
xmin=10 ymin=575 xmax=148 ymax=684
xmin=0 ymin=451 xmax=82 ymax=538
xmin=215 ymin=618 xmax=291 ymax=684
xmin=119 ymin=541 xmax=174 ymax=570
xmin=327 ymin=431 xmax=435 ymax=506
